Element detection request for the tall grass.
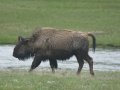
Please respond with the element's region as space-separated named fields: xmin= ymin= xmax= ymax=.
xmin=0 ymin=0 xmax=120 ymax=47
xmin=0 ymin=70 xmax=120 ymax=90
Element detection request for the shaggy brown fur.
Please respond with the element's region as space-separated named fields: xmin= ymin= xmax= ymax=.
xmin=13 ymin=27 xmax=96 ymax=75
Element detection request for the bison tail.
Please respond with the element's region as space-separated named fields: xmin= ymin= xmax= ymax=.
xmin=88 ymin=33 xmax=96 ymax=52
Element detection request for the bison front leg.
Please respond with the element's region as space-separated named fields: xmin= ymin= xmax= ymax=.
xmin=49 ymin=59 xmax=58 ymax=73
xmin=29 ymin=56 xmax=41 ymax=72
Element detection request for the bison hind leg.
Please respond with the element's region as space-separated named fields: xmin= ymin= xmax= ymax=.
xmin=75 ymin=53 xmax=84 ymax=75
xmin=49 ymin=59 xmax=58 ymax=73
xmin=84 ymin=54 xmax=95 ymax=76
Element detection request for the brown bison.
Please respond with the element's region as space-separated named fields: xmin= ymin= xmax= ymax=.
xmin=13 ymin=27 xmax=96 ymax=75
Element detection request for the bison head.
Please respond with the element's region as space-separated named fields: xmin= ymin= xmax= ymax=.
xmin=13 ymin=36 xmax=34 ymax=60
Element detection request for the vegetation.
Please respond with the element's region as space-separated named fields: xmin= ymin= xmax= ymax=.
xmin=0 ymin=0 xmax=120 ymax=47
xmin=0 ymin=70 xmax=120 ymax=90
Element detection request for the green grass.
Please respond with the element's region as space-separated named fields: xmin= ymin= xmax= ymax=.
xmin=0 ymin=0 xmax=120 ymax=47
xmin=0 ymin=70 xmax=120 ymax=90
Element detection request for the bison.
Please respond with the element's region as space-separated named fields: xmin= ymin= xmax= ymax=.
xmin=13 ymin=27 xmax=96 ymax=75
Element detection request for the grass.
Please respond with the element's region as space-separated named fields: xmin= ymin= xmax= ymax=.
xmin=0 ymin=0 xmax=120 ymax=47
xmin=0 ymin=70 xmax=120 ymax=90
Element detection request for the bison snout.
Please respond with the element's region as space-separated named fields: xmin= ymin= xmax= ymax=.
xmin=13 ymin=52 xmax=17 ymax=58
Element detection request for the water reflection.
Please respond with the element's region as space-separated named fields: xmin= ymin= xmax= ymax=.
xmin=0 ymin=45 xmax=120 ymax=71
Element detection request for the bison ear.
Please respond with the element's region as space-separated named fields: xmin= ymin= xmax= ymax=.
xmin=18 ymin=36 xmax=24 ymax=42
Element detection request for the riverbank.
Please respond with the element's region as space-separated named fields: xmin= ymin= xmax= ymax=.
xmin=0 ymin=70 xmax=120 ymax=90
xmin=0 ymin=0 xmax=120 ymax=47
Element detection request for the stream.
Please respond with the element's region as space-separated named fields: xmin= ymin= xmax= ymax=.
xmin=0 ymin=45 xmax=120 ymax=71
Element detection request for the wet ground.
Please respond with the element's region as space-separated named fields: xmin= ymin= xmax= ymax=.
xmin=0 ymin=45 xmax=120 ymax=71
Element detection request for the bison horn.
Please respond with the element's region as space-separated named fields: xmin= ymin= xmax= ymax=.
xmin=18 ymin=36 xmax=24 ymax=42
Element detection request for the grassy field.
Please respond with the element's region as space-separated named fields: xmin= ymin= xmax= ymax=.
xmin=0 ymin=70 xmax=120 ymax=90
xmin=0 ymin=0 xmax=120 ymax=47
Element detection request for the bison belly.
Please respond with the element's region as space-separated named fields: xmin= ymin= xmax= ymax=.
xmin=50 ymin=50 xmax=74 ymax=60
xmin=39 ymin=49 xmax=74 ymax=60
xmin=39 ymin=50 xmax=74 ymax=60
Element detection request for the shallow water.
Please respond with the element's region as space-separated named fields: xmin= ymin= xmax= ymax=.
xmin=0 ymin=45 xmax=120 ymax=71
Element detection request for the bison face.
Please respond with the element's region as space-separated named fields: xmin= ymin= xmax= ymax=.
xmin=13 ymin=36 xmax=33 ymax=60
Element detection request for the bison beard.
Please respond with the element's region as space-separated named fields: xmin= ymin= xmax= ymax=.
xmin=13 ymin=27 xmax=96 ymax=75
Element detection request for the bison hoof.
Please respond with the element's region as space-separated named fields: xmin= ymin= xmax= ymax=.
xmin=90 ymin=72 xmax=95 ymax=76
xmin=29 ymin=69 xmax=33 ymax=72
